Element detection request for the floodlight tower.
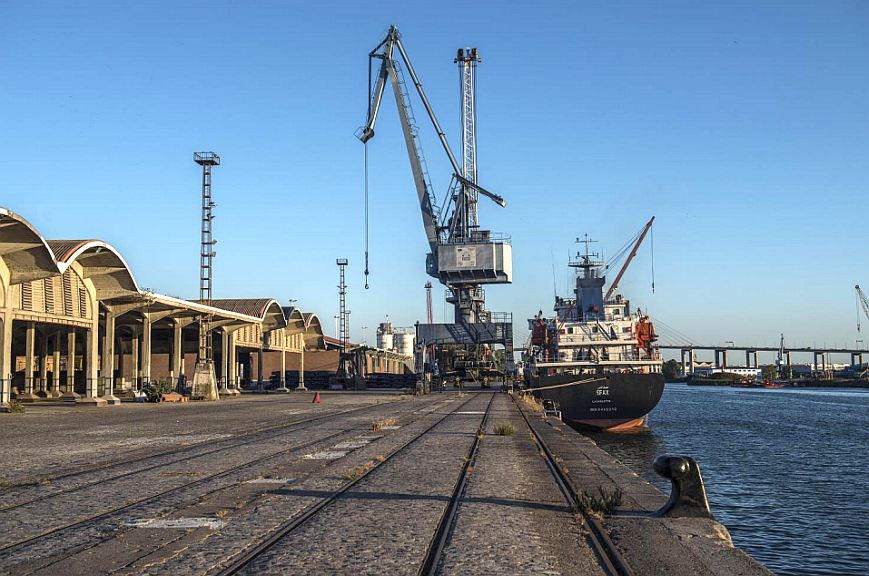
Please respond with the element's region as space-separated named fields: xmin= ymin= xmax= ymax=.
xmin=191 ymin=151 xmax=220 ymax=400
xmin=337 ymin=258 xmax=349 ymax=355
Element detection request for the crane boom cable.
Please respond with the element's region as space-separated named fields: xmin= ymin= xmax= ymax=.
xmin=651 ymin=223 xmax=655 ymax=294
xmin=364 ymin=141 xmax=370 ymax=289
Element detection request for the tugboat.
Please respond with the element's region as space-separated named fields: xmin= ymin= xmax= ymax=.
xmin=524 ymin=219 xmax=664 ymax=432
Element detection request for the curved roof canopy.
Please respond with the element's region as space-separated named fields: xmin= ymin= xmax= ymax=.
xmin=282 ymin=306 xmax=307 ymax=335
xmin=48 ymin=240 xmax=139 ymax=299
xmin=208 ymin=298 xmax=288 ymax=330
xmin=302 ymin=313 xmax=326 ymax=349
xmin=0 ymin=208 xmax=60 ymax=284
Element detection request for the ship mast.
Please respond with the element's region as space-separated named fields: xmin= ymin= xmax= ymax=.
xmin=569 ymin=234 xmax=606 ymax=321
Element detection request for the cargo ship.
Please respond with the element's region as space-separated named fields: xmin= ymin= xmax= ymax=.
xmin=524 ymin=221 xmax=664 ymax=431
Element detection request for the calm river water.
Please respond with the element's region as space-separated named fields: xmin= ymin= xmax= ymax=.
xmin=586 ymin=384 xmax=869 ymax=576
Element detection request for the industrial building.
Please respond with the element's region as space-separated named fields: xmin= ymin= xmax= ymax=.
xmin=0 ymin=206 xmax=328 ymax=409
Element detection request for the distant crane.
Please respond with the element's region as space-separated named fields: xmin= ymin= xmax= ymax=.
xmin=775 ymin=333 xmax=788 ymax=379
xmin=857 ymin=285 xmax=869 ymax=333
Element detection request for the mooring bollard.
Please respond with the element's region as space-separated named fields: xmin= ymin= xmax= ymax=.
xmin=652 ymin=454 xmax=713 ymax=519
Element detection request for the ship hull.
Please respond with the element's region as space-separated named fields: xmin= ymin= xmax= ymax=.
xmin=526 ymin=372 xmax=665 ymax=432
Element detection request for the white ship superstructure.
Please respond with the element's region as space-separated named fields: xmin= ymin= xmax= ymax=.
xmin=534 ymin=295 xmax=661 ymax=372
xmin=528 ymin=231 xmax=661 ymax=376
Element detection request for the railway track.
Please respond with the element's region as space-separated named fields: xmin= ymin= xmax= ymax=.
xmin=418 ymin=393 xmax=494 ymax=575
xmin=0 ymin=396 xmax=450 ymax=564
xmin=513 ymin=395 xmax=635 ymax=576
xmin=0 ymin=401 xmax=390 ymax=511
xmin=214 ymin=392 xmax=494 ymax=576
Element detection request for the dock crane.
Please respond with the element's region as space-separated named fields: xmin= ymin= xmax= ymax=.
xmin=357 ymin=25 xmax=511 ymax=324
xmin=357 ymin=25 xmax=515 ymax=386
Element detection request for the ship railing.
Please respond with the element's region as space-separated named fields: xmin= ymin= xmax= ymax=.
xmin=563 ymin=350 xmax=656 ymax=362
xmin=560 ymin=333 xmax=629 ymax=344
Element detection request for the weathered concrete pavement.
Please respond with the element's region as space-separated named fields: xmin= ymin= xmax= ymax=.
xmin=0 ymin=391 xmax=771 ymax=575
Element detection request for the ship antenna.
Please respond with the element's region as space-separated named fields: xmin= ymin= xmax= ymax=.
xmin=551 ymin=249 xmax=557 ymax=300
xmin=650 ymin=223 xmax=655 ymax=294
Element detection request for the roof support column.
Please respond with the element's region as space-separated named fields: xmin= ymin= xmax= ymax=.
xmin=257 ymin=347 xmax=264 ymax=387
xmin=141 ymin=315 xmax=152 ymax=385
xmin=172 ymin=320 xmax=183 ymax=389
xmin=297 ymin=344 xmax=307 ymax=391
xmin=101 ymin=312 xmax=120 ymax=404
xmin=228 ymin=331 xmax=238 ymax=392
xmin=217 ymin=328 xmax=240 ymax=396
xmin=37 ymin=330 xmax=49 ymax=397
xmin=0 ymin=312 xmax=12 ymax=410
xmin=274 ymin=348 xmax=289 ymax=393
xmin=19 ymin=322 xmax=38 ymax=401
xmin=63 ymin=330 xmax=80 ymax=401
xmin=219 ymin=329 xmax=229 ymax=393
xmin=130 ymin=333 xmax=139 ymax=392
xmin=50 ymin=330 xmax=62 ymax=397
xmin=116 ymin=335 xmax=127 ymax=392
xmin=78 ymin=321 xmax=106 ymax=406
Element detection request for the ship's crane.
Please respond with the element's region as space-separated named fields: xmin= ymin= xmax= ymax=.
xmin=357 ymin=25 xmax=511 ymax=324
xmin=856 ymin=285 xmax=869 ymax=333
xmin=604 ymin=216 xmax=655 ymax=302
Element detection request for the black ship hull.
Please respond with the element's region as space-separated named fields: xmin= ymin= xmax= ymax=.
xmin=526 ymin=372 xmax=665 ymax=431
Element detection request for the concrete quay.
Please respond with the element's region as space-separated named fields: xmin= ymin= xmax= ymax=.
xmin=0 ymin=391 xmax=770 ymax=575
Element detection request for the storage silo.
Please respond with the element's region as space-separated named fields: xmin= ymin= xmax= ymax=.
xmin=395 ymin=331 xmax=415 ymax=357
xmin=376 ymin=322 xmax=394 ymax=351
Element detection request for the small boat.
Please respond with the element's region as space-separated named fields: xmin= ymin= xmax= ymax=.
xmin=731 ymin=378 xmax=761 ymax=388
xmin=762 ymin=380 xmax=786 ymax=389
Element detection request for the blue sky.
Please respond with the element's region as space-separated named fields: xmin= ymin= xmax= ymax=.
xmin=1 ymin=1 xmax=867 ymax=359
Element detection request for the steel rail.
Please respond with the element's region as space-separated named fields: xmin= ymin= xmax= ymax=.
xmin=513 ymin=396 xmax=635 ymax=576
xmin=214 ymin=393 xmax=487 ymax=576
xmin=0 ymin=401 xmax=393 ymax=512
xmin=0 ymin=398 xmax=445 ymax=557
xmin=418 ymin=391 xmax=496 ymax=576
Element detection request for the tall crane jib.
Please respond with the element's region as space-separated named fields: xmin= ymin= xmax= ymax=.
xmin=856 ymin=285 xmax=869 ymax=333
xmin=357 ymin=25 xmax=512 ymax=324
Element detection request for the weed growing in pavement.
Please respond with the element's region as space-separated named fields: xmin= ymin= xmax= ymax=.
xmin=494 ymin=422 xmax=515 ymax=436
xmin=342 ymin=459 xmax=380 ymax=481
xmin=371 ymin=417 xmax=398 ymax=432
xmin=575 ymin=486 xmax=623 ymax=518
xmin=7 ymin=400 xmax=24 ymax=413
xmin=518 ymin=393 xmax=543 ymax=413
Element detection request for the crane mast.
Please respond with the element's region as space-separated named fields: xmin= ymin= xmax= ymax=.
xmin=456 ymin=47 xmax=480 ymax=235
xmin=358 ymin=25 xmax=511 ymax=324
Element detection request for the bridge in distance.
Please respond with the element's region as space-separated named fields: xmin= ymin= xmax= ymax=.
xmin=657 ymin=343 xmax=869 ymax=374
